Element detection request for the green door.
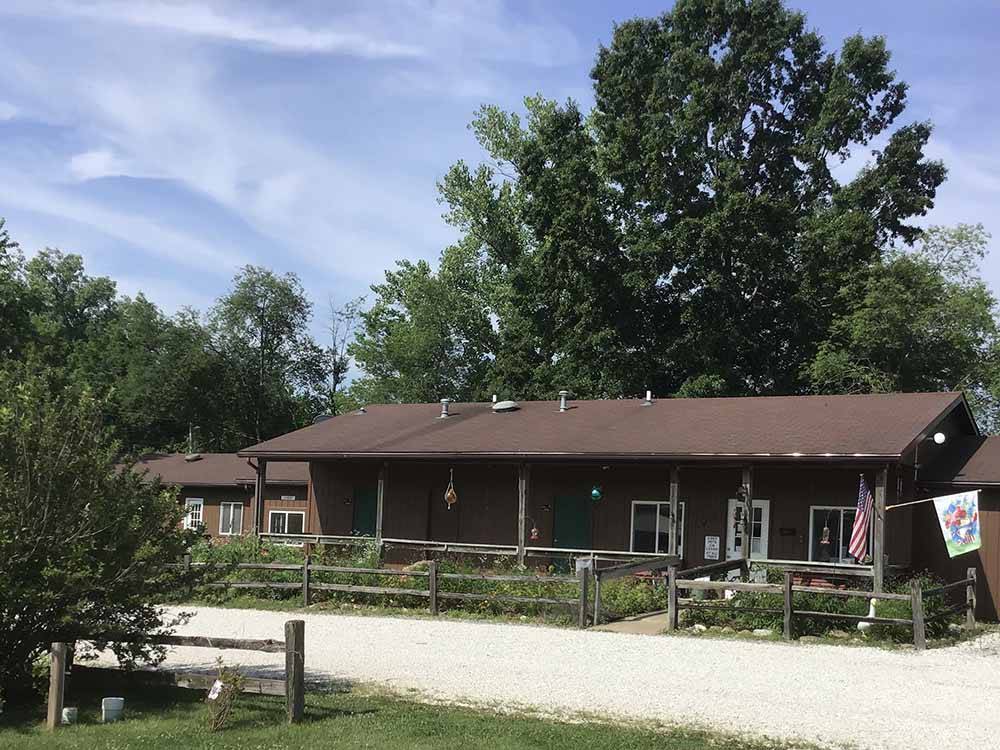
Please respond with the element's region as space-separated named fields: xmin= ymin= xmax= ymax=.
xmin=553 ymin=495 xmax=592 ymax=550
xmin=352 ymin=487 xmax=377 ymax=537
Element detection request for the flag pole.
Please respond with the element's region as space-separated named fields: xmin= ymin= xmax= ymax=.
xmin=885 ymin=496 xmax=937 ymax=511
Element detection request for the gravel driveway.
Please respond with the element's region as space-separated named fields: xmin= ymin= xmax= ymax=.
xmin=96 ymin=607 xmax=1000 ymax=750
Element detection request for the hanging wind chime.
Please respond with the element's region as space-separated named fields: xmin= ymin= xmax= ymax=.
xmin=444 ymin=468 xmax=458 ymax=510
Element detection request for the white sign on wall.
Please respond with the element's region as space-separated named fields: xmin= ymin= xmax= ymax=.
xmin=703 ymin=535 xmax=720 ymax=561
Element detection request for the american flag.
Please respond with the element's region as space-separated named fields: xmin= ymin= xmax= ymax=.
xmin=849 ymin=475 xmax=874 ymax=562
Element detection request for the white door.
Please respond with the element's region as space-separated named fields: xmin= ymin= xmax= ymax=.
xmin=726 ymin=498 xmax=770 ymax=560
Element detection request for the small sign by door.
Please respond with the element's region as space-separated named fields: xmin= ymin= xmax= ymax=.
xmin=703 ymin=535 xmax=720 ymax=561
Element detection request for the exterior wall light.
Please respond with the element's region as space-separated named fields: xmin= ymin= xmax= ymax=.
xmin=933 ymin=432 xmax=946 ymax=445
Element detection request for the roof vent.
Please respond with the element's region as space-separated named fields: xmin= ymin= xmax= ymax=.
xmin=558 ymin=390 xmax=570 ymax=412
xmin=356 ymin=405 xmax=367 ymax=414
xmin=492 ymin=400 xmax=519 ymax=413
xmin=642 ymin=390 xmax=653 ymax=407
xmin=439 ymin=398 xmax=452 ymax=418
xmin=184 ymin=453 xmax=202 ymax=462
xmin=312 ymin=413 xmax=333 ymax=424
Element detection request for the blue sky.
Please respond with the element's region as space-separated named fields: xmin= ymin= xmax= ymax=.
xmin=1 ymin=0 xmax=999 ymax=341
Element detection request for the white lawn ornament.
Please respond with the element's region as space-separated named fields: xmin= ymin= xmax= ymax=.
xmin=858 ymin=598 xmax=877 ymax=632
xmin=207 ymin=680 xmax=224 ymax=700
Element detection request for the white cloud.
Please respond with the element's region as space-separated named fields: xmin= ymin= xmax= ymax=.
xmin=0 ymin=101 xmax=17 ymax=120
xmin=0 ymin=175 xmax=248 ymax=274
xmin=3 ymin=1 xmax=423 ymax=59
xmin=68 ymin=149 xmax=134 ymax=181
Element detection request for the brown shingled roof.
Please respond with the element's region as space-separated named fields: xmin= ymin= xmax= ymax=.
xmin=134 ymin=453 xmax=309 ymax=486
xmin=921 ymin=436 xmax=1000 ymax=486
xmin=238 ymin=392 xmax=968 ymax=461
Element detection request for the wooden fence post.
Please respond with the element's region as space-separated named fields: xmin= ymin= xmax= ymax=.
xmin=910 ymin=579 xmax=926 ymax=651
xmin=302 ymin=555 xmax=311 ymax=608
xmin=666 ymin=565 xmax=678 ymax=632
xmin=183 ymin=552 xmax=193 ymax=598
xmin=46 ymin=642 xmax=67 ymax=731
xmin=592 ymin=571 xmax=602 ymax=626
xmin=966 ymin=567 xmax=977 ymax=630
xmin=782 ymin=571 xmax=793 ymax=641
xmin=428 ymin=560 xmax=438 ymax=616
xmin=577 ymin=566 xmax=589 ymax=629
xmin=284 ymin=620 xmax=305 ymax=723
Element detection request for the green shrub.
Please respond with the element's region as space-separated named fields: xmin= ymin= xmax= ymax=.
xmin=868 ymin=571 xmax=961 ymax=642
xmin=599 ymin=577 xmax=664 ymax=619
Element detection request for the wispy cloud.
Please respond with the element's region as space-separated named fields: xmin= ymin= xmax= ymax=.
xmin=0 ymin=175 xmax=248 ymax=273
xmin=0 ymin=101 xmax=17 ymax=120
xmin=4 ymin=1 xmax=424 ymax=58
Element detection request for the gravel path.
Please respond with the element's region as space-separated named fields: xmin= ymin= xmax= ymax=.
xmin=97 ymin=607 xmax=1000 ymax=750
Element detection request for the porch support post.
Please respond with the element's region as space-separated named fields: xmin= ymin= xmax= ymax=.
xmin=253 ymin=458 xmax=268 ymax=535
xmin=668 ymin=466 xmax=680 ymax=556
xmin=740 ymin=465 xmax=753 ymax=562
xmin=517 ymin=463 xmax=529 ymax=566
xmin=873 ymin=466 xmax=888 ymax=593
xmin=375 ymin=461 xmax=387 ymax=549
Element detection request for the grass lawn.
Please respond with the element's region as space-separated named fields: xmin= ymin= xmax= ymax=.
xmin=1 ymin=669 xmax=812 ymax=750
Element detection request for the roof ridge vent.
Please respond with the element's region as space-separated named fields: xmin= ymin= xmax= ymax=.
xmin=492 ymin=399 xmax=519 ymax=413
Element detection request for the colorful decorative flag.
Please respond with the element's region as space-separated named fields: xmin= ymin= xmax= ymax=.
xmin=932 ymin=491 xmax=981 ymax=558
xmin=849 ymin=475 xmax=874 ymax=562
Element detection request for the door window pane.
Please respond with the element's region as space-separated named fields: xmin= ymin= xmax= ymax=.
xmin=632 ymin=504 xmax=656 ymax=552
xmin=270 ymin=513 xmax=286 ymax=534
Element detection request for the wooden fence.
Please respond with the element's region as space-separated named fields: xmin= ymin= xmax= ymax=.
xmin=174 ymin=558 xmax=591 ymax=628
xmin=46 ymin=620 xmax=305 ymax=731
xmin=664 ymin=562 xmax=978 ymax=650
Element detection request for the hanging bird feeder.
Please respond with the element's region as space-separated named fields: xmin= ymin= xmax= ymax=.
xmin=820 ymin=511 xmax=832 ymax=546
xmin=444 ymin=469 xmax=458 ymax=510
xmin=591 ymin=485 xmax=603 ymax=502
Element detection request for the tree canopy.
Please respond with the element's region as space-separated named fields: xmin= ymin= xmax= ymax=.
xmin=0 ymin=370 xmax=198 ymax=703
xmin=346 ymin=0 xmax=999 ymax=420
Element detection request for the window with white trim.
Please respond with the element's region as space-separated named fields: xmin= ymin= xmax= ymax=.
xmin=809 ymin=506 xmax=859 ymax=564
xmin=183 ymin=498 xmax=204 ymax=530
xmin=269 ymin=510 xmax=305 ymax=535
xmin=219 ymin=502 xmax=244 ymax=536
xmin=630 ymin=500 xmax=685 ymax=557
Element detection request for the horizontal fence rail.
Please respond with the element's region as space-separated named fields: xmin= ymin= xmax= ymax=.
xmin=177 ymin=558 xmax=589 ymax=626
xmin=663 ymin=562 xmax=978 ymax=650
xmin=46 ymin=620 xmax=305 ymax=731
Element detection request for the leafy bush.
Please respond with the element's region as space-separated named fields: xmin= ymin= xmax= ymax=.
xmin=599 ymin=577 xmax=664 ymax=619
xmin=683 ymin=568 xmax=963 ymax=642
xmin=868 ymin=571 xmax=960 ymax=642
xmin=0 ymin=370 xmax=199 ymax=705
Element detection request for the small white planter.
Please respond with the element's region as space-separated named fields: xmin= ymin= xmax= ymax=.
xmin=101 ymin=697 xmax=125 ymax=723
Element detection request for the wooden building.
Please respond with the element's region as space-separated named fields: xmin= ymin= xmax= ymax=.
xmin=135 ymin=453 xmax=309 ymax=538
xmin=236 ymin=392 xmax=1000 ymax=618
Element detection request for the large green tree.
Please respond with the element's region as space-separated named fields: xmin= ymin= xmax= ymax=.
xmin=363 ymin=0 xmax=948 ymax=401
xmin=809 ymin=224 xmax=1000 ymax=426
xmin=349 ymin=239 xmax=497 ymax=404
xmin=0 ymin=369 xmax=197 ymax=704
xmin=209 ymin=266 xmax=330 ymax=443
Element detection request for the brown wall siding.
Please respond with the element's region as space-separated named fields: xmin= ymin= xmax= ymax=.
xmin=911 ymin=489 xmax=1000 ymax=620
xmin=307 ymin=460 xmax=910 ymax=567
xmin=178 ymin=483 xmax=308 ymax=538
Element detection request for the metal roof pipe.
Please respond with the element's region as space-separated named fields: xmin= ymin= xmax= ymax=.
xmin=642 ymin=390 xmax=653 ymax=406
xmin=558 ymin=390 xmax=570 ymax=412
xmin=439 ymin=398 xmax=452 ymax=418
